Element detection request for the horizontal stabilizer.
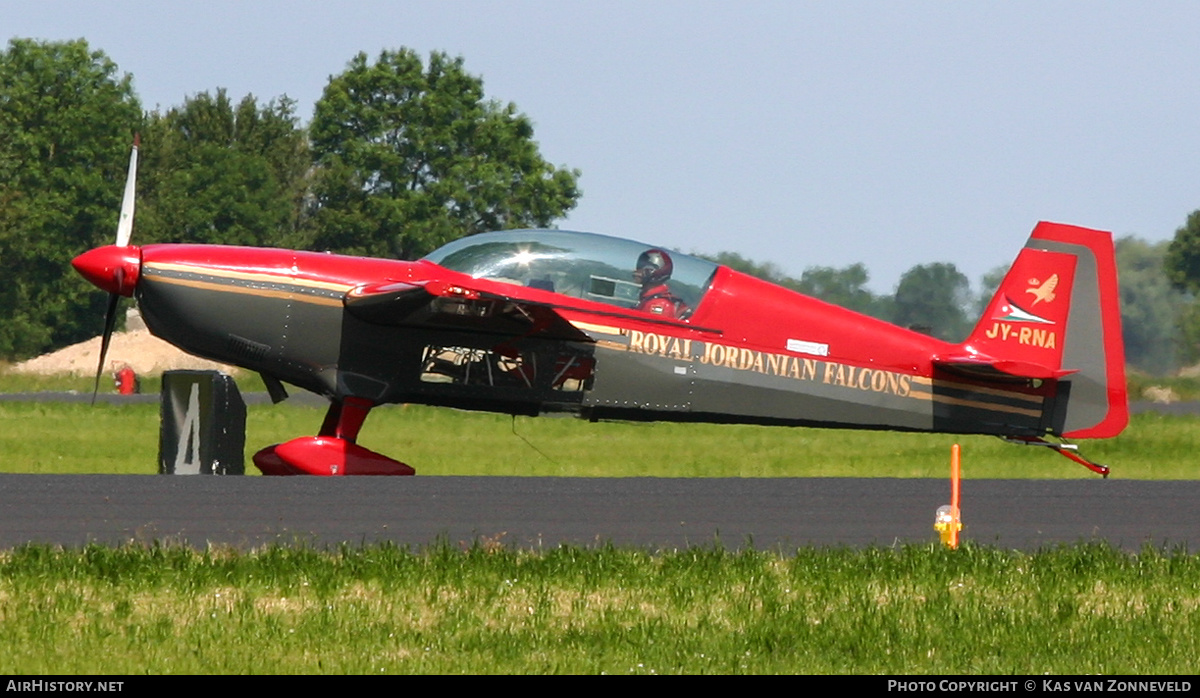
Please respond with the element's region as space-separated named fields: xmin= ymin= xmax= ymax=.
xmin=932 ymin=352 xmax=1076 ymax=381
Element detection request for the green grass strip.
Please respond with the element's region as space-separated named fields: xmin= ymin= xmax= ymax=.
xmin=0 ymin=542 xmax=1196 ymax=674
xmin=0 ymin=401 xmax=1194 ymax=478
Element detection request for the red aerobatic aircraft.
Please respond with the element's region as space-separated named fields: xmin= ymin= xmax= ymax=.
xmin=73 ymin=146 xmax=1127 ymax=476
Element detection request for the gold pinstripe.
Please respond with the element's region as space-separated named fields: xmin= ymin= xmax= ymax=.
xmin=144 ymin=272 xmax=346 ymax=308
xmin=145 ymin=261 xmax=353 ymax=293
xmin=906 ymin=390 xmax=1042 ymax=418
xmin=570 ymin=321 xmax=625 ymax=336
xmin=909 ymin=375 xmax=1044 ymax=406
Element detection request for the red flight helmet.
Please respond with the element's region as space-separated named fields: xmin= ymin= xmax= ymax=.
xmin=635 ymin=248 xmax=673 ymax=286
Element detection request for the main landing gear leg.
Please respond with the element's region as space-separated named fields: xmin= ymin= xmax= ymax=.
xmin=1004 ymin=436 xmax=1110 ymax=478
xmin=318 ymin=397 xmax=373 ymax=441
xmin=253 ymin=397 xmax=415 ymax=476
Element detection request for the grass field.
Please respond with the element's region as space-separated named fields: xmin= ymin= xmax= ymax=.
xmin=0 ymin=365 xmax=1195 ymax=478
xmin=0 ymin=542 xmax=1196 ymax=674
xmin=0 ymin=399 xmax=1194 ymax=478
xmin=1 ymin=375 xmax=1196 ymax=674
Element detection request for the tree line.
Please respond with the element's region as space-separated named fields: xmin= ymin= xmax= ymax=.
xmin=706 ymin=237 xmax=1200 ymax=376
xmin=698 ymin=252 xmax=980 ymax=343
xmin=0 ymin=39 xmax=580 ymax=359
xmin=2 ymin=38 xmax=1199 ymax=375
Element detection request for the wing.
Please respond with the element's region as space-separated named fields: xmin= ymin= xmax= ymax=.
xmin=343 ymin=276 xmax=719 ymax=342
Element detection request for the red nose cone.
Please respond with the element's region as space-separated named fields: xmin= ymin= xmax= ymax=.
xmin=72 ymin=245 xmax=141 ymax=296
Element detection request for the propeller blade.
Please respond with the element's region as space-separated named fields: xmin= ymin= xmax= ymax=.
xmin=90 ymin=137 xmax=139 ymax=403
xmin=115 ymin=140 xmax=138 ymax=247
xmin=92 ymin=294 xmax=121 ymax=404
xmin=90 ymin=275 xmax=123 ymax=405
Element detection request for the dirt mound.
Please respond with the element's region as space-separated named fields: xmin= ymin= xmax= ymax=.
xmin=10 ymin=328 xmax=238 ymax=377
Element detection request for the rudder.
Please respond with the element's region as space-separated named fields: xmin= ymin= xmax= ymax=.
xmin=961 ymin=222 xmax=1127 ymax=438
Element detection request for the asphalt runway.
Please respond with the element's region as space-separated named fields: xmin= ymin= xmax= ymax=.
xmin=1 ymin=397 xmax=1194 ymax=552
xmin=1 ymin=474 xmax=1196 ymax=552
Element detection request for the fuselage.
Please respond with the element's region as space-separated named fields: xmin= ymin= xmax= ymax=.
xmin=110 ymin=234 xmax=1060 ymax=438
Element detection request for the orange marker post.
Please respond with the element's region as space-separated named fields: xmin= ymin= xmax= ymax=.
xmin=935 ymin=444 xmax=963 ymax=548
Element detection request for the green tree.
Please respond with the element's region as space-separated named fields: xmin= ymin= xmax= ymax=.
xmin=797 ymin=263 xmax=891 ymax=319
xmin=0 ymin=39 xmax=141 ymax=359
xmin=1116 ymin=237 xmax=1186 ymax=374
xmin=696 ymin=252 xmax=892 ymax=319
xmin=892 ymin=262 xmax=971 ymax=341
xmin=1165 ymin=210 xmax=1200 ymax=294
xmin=1175 ymin=303 xmax=1200 ymax=368
xmin=138 ymin=90 xmax=309 ymax=247
xmin=307 ymin=49 xmax=581 ymax=259
xmin=1162 ymin=211 xmax=1200 ymax=367
xmin=699 ymin=251 xmax=795 ymax=289
xmin=974 ymin=264 xmax=1008 ymax=316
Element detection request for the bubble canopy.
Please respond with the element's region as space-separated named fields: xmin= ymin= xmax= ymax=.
xmin=423 ymin=230 xmax=717 ymax=312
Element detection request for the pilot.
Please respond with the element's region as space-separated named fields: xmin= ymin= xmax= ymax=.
xmin=633 ymin=248 xmax=689 ymax=319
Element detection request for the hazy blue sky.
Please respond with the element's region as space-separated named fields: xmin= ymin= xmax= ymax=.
xmin=8 ymin=1 xmax=1200 ymax=292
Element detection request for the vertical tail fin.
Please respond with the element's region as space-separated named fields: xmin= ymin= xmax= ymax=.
xmin=959 ymin=222 xmax=1127 ymax=438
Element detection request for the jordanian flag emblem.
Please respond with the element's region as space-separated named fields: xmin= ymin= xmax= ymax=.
xmin=993 ymin=297 xmax=1054 ymax=324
